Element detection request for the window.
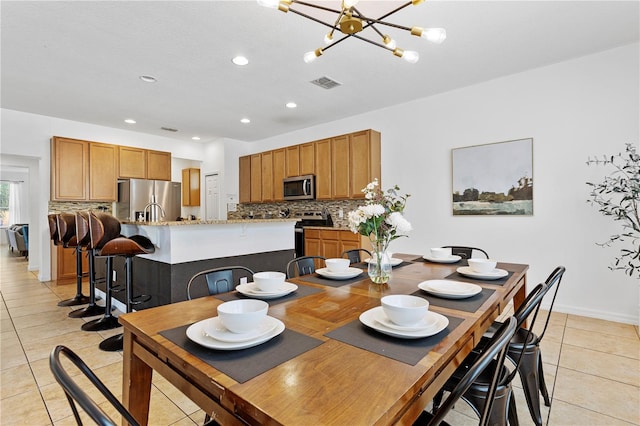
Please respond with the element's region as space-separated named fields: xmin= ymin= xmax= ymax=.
xmin=0 ymin=182 xmax=9 ymax=226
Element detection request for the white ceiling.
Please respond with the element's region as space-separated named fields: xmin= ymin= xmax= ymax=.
xmin=1 ymin=1 xmax=638 ymax=143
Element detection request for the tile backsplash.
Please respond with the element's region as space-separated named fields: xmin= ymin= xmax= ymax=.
xmin=229 ymin=200 xmax=363 ymax=229
xmin=48 ymin=201 xmax=113 ymax=214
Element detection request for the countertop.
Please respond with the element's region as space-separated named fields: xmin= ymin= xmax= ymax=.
xmin=121 ymin=218 xmax=300 ymax=226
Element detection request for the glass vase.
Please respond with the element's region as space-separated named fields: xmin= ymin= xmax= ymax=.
xmin=368 ymin=240 xmax=392 ymax=284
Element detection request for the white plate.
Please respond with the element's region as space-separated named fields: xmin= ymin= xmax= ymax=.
xmin=364 ymin=257 xmax=403 ymax=266
xmin=316 ymin=267 xmax=363 ymax=280
xmin=418 ymin=280 xmax=482 ymax=299
xmin=422 ymin=254 xmax=462 ymax=264
xmin=456 ymin=267 xmax=509 ymax=280
xmin=375 ymin=310 xmax=439 ymax=332
xmin=236 ymin=282 xmax=298 ymax=299
xmin=186 ymin=316 xmax=285 ymax=350
xmin=203 ymin=316 xmax=278 ymax=343
xmin=359 ymin=307 xmax=449 ymax=339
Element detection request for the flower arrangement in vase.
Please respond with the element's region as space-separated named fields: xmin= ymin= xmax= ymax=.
xmin=348 ymin=179 xmax=411 ymax=283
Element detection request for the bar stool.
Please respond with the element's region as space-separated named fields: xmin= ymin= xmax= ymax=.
xmin=55 ymin=213 xmax=91 ymax=307
xmin=68 ymin=211 xmax=106 ymax=318
xmin=84 ymin=212 xmax=155 ymax=351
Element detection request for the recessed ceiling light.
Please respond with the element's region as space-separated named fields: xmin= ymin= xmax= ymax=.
xmin=192 ymin=136 xmax=201 ymax=141
xmin=124 ymin=119 xmax=136 ymax=124
xmin=232 ymin=56 xmax=249 ymax=66
xmin=139 ymin=75 xmax=157 ymax=83
xmin=286 ymin=102 xmax=297 ymax=108
xmin=240 ymin=118 xmax=251 ymax=124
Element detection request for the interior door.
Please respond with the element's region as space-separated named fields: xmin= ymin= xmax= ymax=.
xmin=205 ymin=173 xmax=220 ymax=220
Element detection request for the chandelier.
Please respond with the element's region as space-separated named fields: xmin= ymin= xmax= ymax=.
xmin=257 ymin=0 xmax=446 ymax=63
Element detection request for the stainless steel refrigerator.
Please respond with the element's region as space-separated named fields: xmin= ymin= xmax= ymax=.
xmin=116 ymin=179 xmax=181 ymax=222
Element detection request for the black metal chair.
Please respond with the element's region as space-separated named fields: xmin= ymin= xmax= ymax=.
xmin=186 ymin=266 xmax=255 ymax=300
xmin=341 ymin=248 xmax=372 ymax=264
xmin=414 ymin=317 xmax=518 ymax=426
xmin=442 ymin=246 xmax=489 ymax=259
xmin=286 ymin=255 xmax=326 ymax=278
xmin=482 ymin=266 xmax=566 ymax=425
xmin=49 ymin=345 xmax=141 ymax=426
xmin=432 ymin=282 xmax=550 ymax=425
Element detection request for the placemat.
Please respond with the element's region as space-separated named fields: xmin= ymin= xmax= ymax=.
xmin=444 ymin=271 xmax=514 ymax=286
xmin=296 ymin=273 xmax=364 ymax=287
xmin=410 ymin=288 xmax=496 ymax=313
xmin=325 ymin=314 xmax=464 ymax=366
xmin=159 ymin=324 xmax=323 ymax=383
xmin=216 ymin=284 xmax=323 ymax=305
xmin=351 ymin=260 xmax=414 ymax=270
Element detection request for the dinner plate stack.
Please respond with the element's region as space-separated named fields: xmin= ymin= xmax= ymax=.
xmin=186 ymin=316 xmax=285 ymax=350
xmin=418 ymin=280 xmax=482 ymax=299
xmin=359 ymin=307 xmax=449 ymax=339
xmin=315 ymin=267 xmax=363 ymax=280
xmin=236 ymin=282 xmax=298 ymax=299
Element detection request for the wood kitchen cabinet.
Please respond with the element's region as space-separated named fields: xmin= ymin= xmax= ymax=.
xmin=89 ymin=142 xmax=118 ymax=201
xmin=272 ymin=148 xmax=286 ymax=201
xmin=51 ymin=137 xmax=88 ymax=201
xmin=182 ymin=168 xmax=200 ymax=206
xmin=239 ymin=155 xmax=251 ymax=203
xmin=147 ymin=150 xmax=172 ymax=181
xmin=299 ymin=142 xmax=315 ymax=175
xmin=285 ymin=145 xmax=300 ymax=177
xmin=250 ymin=154 xmax=262 ymax=203
xmin=304 ymin=228 xmax=364 ymax=259
xmin=118 ymin=146 xmax=147 ymax=179
xmin=331 ymin=135 xmax=350 ymax=199
xmin=314 ymin=138 xmax=332 ymax=200
xmin=349 ymin=129 xmax=381 ymax=198
xmin=261 ymin=151 xmax=274 ymax=202
xmin=52 ymin=244 xmax=89 ymax=281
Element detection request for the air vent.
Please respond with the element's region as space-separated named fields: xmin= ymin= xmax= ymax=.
xmin=310 ymin=76 xmax=342 ymax=89
xmin=161 ymin=127 xmax=178 ymax=132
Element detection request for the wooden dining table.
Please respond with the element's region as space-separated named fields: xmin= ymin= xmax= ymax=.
xmin=120 ymin=254 xmax=528 ymax=425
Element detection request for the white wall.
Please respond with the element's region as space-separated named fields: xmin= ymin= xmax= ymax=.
xmin=248 ymin=43 xmax=640 ymax=324
xmin=0 ymin=110 xmax=209 ymax=280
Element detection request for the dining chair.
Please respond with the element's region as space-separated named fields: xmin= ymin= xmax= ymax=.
xmin=414 ymin=317 xmax=518 ymax=426
xmin=286 ymin=255 xmax=326 ymax=278
xmin=186 ymin=266 xmax=255 ymax=300
xmin=432 ymin=282 xmax=550 ymax=425
xmin=50 ymin=345 xmax=141 ymax=426
xmin=483 ymin=266 xmax=566 ymax=425
xmin=341 ymin=248 xmax=372 ymax=264
xmin=442 ymin=246 xmax=489 ymax=259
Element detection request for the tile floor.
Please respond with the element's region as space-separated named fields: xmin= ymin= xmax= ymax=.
xmin=1 ymin=250 xmax=638 ymax=425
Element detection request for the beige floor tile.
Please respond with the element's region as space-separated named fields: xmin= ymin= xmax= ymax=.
xmin=0 ymin=388 xmax=52 ymax=425
xmin=1 ymin=317 xmax=16 ymax=332
xmin=533 ymin=321 xmax=565 ymax=343
xmin=99 ymin=387 xmax=187 ymax=425
xmin=548 ymin=400 xmax=636 ymax=426
xmin=4 ymin=293 xmax=62 ymax=308
xmin=188 ymin=409 xmax=208 ymax=424
xmin=560 ymin=344 xmax=640 ymax=387
xmin=18 ymin=317 xmax=94 ymax=345
xmin=0 ymin=363 xmax=40 ymax=399
xmin=12 ymin=309 xmax=79 ymax=331
xmin=554 ymin=367 xmax=640 ymax=424
xmin=22 ymin=330 xmax=105 ymax=363
xmin=563 ymin=327 xmax=640 ymax=360
xmin=567 ymin=314 xmax=639 ymax=340
xmin=7 ymin=300 xmax=66 ymax=318
xmin=170 ymin=416 xmax=199 ymax=425
xmin=1 ymin=338 xmax=28 ymax=369
xmin=153 ymin=373 xmax=201 ymax=415
xmin=540 ymin=338 xmax=562 ymax=366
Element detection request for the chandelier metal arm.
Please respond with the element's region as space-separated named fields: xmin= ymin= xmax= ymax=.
xmin=350 ymin=6 xmax=385 ymax=39
xmin=291 ymin=0 xmax=343 ymax=15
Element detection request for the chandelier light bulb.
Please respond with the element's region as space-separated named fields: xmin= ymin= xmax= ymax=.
xmin=257 ymin=0 xmax=280 ymax=8
xmin=343 ymin=0 xmax=359 ymax=9
xmin=303 ymin=48 xmax=323 ymax=63
xmin=382 ymin=35 xmax=396 ymax=50
xmin=421 ymin=27 xmax=447 ymax=43
xmin=324 ymin=33 xmax=334 ymax=45
xmin=402 ymin=50 xmax=419 ymax=63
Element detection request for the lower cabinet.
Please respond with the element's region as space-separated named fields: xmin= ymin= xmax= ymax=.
xmin=52 ymin=245 xmax=89 ymax=280
xmin=304 ymin=228 xmax=364 ymax=259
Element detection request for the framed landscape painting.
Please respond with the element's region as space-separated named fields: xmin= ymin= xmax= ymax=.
xmin=452 ymin=138 xmax=533 ymax=215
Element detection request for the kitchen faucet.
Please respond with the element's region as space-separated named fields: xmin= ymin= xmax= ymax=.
xmin=143 ymin=200 xmax=166 ymax=222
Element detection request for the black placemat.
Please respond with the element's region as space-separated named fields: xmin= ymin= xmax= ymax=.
xmin=216 ymin=284 xmax=323 ymax=305
xmin=325 ymin=314 xmax=464 ymax=366
xmin=410 ymin=288 xmax=496 ymax=313
xmin=444 ymin=271 xmax=514 ymax=286
xmin=296 ymin=273 xmax=364 ymax=287
xmin=351 ymin=260 xmax=414 ymax=270
xmin=159 ymin=324 xmax=323 ymax=383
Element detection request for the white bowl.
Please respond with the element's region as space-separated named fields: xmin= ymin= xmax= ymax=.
xmin=467 ymin=258 xmax=497 ymax=273
xmin=381 ymin=295 xmax=429 ymax=326
xmin=217 ymin=300 xmax=268 ymax=334
xmin=430 ymin=247 xmax=452 ymax=259
xmin=325 ymin=258 xmax=350 ymax=272
xmin=253 ymin=271 xmax=286 ymax=292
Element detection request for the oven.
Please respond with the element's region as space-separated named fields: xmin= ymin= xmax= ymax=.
xmin=292 ymin=210 xmax=333 ymax=258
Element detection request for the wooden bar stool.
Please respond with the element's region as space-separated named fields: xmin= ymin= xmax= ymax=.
xmin=68 ymin=211 xmax=106 ymax=318
xmin=55 ymin=213 xmax=91 ymax=307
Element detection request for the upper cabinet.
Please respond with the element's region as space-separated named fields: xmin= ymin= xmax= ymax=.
xmin=147 ymin=150 xmax=172 ymax=181
xmin=51 ymin=137 xmax=117 ymax=201
xmin=182 ymin=168 xmax=200 ymax=206
xmin=118 ymin=146 xmax=147 ymax=179
xmin=237 ymin=129 xmax=381 ymax=203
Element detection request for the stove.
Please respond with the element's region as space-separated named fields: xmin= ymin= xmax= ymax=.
xmin=292 ymin=210 xmax=333 ymax=257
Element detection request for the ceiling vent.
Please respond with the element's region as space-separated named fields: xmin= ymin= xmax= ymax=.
xmin=310 ymin=76 xmax=342 ymax=90
xmin=161 ymin=127 xmax=178 ymax=132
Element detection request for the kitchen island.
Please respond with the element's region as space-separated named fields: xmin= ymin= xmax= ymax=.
xmin=97 ymin=219 xmax=298 ymax=309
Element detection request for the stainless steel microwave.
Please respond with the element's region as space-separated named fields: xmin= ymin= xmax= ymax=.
xmin=283 ymin=175 xmax=315 ymax=200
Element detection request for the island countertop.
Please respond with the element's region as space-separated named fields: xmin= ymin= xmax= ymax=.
xmin=121 ymin=218 xmax=299 ymax=226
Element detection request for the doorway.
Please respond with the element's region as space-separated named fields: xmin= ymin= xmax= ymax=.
xmin=205 ymin=173 xmax=220 ymax=220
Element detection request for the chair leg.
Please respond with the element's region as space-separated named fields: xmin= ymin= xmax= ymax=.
xmin=431 ymin=389 xmax=444 ymax=413
xmin=81 ymin=257 xmax=121 ymax=332
xmin=58 ymin=246 xmax=91 ymax=307
xmin=462 ymin=385 xmax=512 ymax=426
xmin=508 ymin=391 xmax=519 ymax=426
xmin=538 ymin=352 xmax=551 ymax=406
xmin=512 ymin=346 xmax=543 ymax=426
xmin=69 ymin=249 xmax=106 ymax=318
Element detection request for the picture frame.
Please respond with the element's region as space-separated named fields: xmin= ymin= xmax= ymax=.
xmin=452 ymin=138 xmax=533 ymax=216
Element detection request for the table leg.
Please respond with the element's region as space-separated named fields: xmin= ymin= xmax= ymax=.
xmin=122 ymin=329 xmax=152 ymax=426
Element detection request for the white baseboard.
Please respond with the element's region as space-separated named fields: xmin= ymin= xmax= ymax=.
xmin=95 ymin=288 xmax=127 ymax=314
xmin=553 ymin=302 xmax=639 ymax=326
